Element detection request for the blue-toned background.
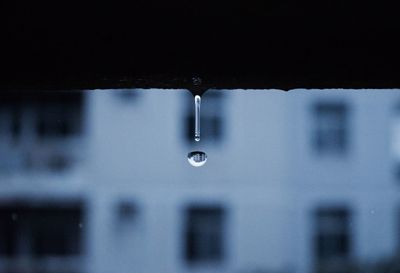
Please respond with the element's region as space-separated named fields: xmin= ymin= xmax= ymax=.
xmin=0 ymin=89 xmax=398 ymax=273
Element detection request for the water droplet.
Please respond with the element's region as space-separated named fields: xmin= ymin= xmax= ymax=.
xmin=187 ymin=151 xmax=207 ymax=167
xmin=194 ymin=95 xmax=201 ymax=142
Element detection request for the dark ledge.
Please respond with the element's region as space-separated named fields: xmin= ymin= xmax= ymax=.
xmin=1 ymin=1 xmax=400 ymax=96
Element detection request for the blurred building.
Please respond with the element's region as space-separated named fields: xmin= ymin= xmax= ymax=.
xmin=0 ymin=89 xmax=399 ymax=273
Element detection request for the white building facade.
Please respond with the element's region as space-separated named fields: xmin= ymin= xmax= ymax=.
xmin=0 ymin=89 xmax=399 ymax=273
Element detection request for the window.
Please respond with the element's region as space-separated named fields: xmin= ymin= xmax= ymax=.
xmin=314 ymin=208 xmax=351 ymax=262
xmin=313 ymin=102 xmax=348 ymax=154
xmin=185 ymin=115 xmax=223 ymax=142
xmin=0 ymin=92 xmax=83 ymax=141
xmin=114 ymin=89 xmax=139 ymax=101
xmin=116 ymin=201 xmax=137 ymax=222
xmin=0 ymin=203 xmax=83 ymax=258
xmin=184 ymin=206 xmax=225 ymax=264
xmin=0 ymin=92 xmax=84 ymax=173
xmin=0 ymin=101 xmax=21 ymax=143
xmin=36 ymin=93 xmax=83 ymax=139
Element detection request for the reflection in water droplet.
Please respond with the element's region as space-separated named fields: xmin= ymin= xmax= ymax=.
xmin=187 ymin=151 xmax=207 ymax=167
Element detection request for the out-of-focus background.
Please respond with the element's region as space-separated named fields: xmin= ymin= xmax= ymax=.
xmin=0 ymin=89 xmax=400 ymax=273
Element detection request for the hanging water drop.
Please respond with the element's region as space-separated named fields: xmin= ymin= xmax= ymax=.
xmin=187 ymin=151 xmax=207 ymax=167
xmin=194 ymin=95 xmax=201 ymax=142
xmin=187 ymin=94 xmax=207 ymax=167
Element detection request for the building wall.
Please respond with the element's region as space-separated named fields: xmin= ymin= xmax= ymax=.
xmin=86 ymin=89 xmax=291 ymax=273
xmin=288 ymin=90 xmax=400 ymax=273
xmin=0 ymin=89 xmax=399 ymax=273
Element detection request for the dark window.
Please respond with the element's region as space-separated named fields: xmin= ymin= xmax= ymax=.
xmin=0 ymin=92 xmax=83 ymax=140
xmin=0 ymin=105 xmax=21 ymax=143
xmin=114 ymin=89 xmax=139 ymax=101
xmin=36 ymin=93 xmax=83 ymax=139
xmin=0 ymin=92 xmax=84 ymax=173
xmin=314 ymin=208 xmax=350 ymax=262
xmin=186 ymin=116 xmax=223 ymax=142
xmin=117 ymin=201 xmax=137 ymax=221
xmin=0 ymin=203 xmax=82 ymax=257
xmin=184 ymin=206 xmax=225 ymax=264
xmin=313 ymin=102 xmax=348 ymax=154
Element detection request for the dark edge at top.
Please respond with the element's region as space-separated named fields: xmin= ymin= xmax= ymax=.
xmin=1 ymin=1 xmax=399 ymax=96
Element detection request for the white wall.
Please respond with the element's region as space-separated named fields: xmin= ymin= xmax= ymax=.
xmin=2 ymin=89 xmax=400 ymax=273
